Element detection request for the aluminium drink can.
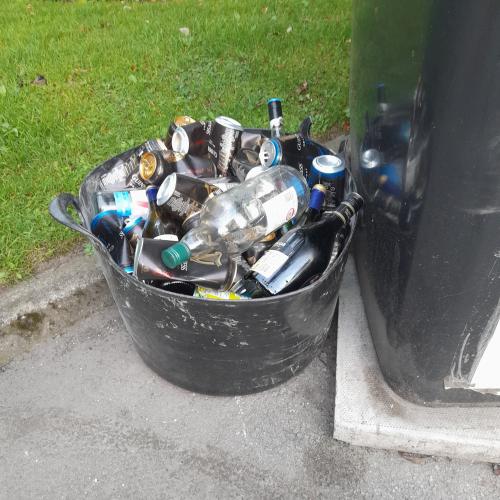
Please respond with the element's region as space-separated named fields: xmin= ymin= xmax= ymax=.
xmin=134 ymin=238 xmax=239 ymax=290
xmin=259 ymin=134 xmax=330 ymax=179
xmin=94 ymin=189 xmax=149 ymax=219
xmin=171 ymin=120 xmax=213 ymax=156
xmin=310 ymin=154 xmax=346 ymax=209
xmin=230 ymin=148 xmax=261 ymax=182
xmin=156 ymin=173 xmax=221 ymax=229
xmin=165 ymin=116 xmax=197 ymax=149
xmin=90 ymin=210 xmax=133 ymax=273
xmin=208 ymin=116 xmax=243 ymax=176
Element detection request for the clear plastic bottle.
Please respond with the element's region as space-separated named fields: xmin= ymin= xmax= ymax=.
xmin=161 ymin=165 xmax=310 ymax=268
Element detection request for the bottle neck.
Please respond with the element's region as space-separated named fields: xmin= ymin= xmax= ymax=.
xmin=311 ymin=195 xmax=362 ymax=233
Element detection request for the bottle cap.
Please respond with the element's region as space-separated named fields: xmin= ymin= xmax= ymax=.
xmin=161 ymin=242 xmax=191 ymax=269
xmin=309 ymin=185 xmax=326 ymax=212
xmin=267 ymin=98 xmax=283 ymax=121
xmin=146 ymin=186 xmax=159 ymax=203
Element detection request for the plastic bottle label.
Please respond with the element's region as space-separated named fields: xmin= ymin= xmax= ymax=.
xmin=251 ymin=250 xmax=289 ymax=279
xmin=262 ymin=187 xmax=298 ymax=232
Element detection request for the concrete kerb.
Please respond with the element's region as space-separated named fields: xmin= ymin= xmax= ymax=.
xmin=0 ymin=250 xmax=104 ymax=329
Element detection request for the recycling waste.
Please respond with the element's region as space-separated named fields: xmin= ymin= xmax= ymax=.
xmin=90 ymin=99 xmax=363 ymax=300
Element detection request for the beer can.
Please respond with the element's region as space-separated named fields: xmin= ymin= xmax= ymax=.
xmin=98 ymin=139 xmax=167 ymax=190
xmin=308 ymin=154 xmax=345 ymax=210
xmin=90 ymin=210 xmax=133 ymax=273
xmin=171 ymin=120 xmax=213 ymax=156
xmin=134 ymin=238 xmax=239 ymax=290
xmin=174 ymin=154 xmax=217 ymax=178
xmin=156 ymin=173 xmax=221 ymax=228
xmin=239 ymin=128 xmax=271 ymax=150
xmin=208 ymin=116 xmax=243 ymax=176
xmin=138 ymin=150 xmax=179 ymax=186
xmin=193 ymin=286 xmax=249 ymax=300
xmin=128 ymin=138 xmax=169 ymax=189
xmin=259 ymin=135 xmax=330 ymax=179
xmin=310 ymin=154 xmax=346 ymax=209
xmin=122 ymin=216 xmax=146 ymax=249
xmin=165 ymin=115 xmax=196 ymax=148
xmin=230 ymin=148 xmax=261 ymax=182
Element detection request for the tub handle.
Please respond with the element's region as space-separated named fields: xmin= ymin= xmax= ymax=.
xmin=49 ymin=193 xmax=100 ymax=245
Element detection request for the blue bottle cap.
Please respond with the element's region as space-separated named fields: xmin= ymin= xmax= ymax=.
xmin=146 ymin=186 xmax=159 ymax=203
xmin=309 ymin=185 xmax=326 ymax=212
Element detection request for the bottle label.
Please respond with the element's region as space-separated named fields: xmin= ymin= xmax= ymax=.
xmin=262 ymin=187 xmax=298 ymax=232
xmin=251 ymin=250 xmax=289 ymax=279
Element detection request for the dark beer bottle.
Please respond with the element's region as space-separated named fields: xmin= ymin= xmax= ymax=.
xmin=233 ymin=193 xmax=363 ymax=297
xmin=268 ymin=98 xmax=284 ymax=138
xmin=142 ymin=186 xmax=179 ymax=239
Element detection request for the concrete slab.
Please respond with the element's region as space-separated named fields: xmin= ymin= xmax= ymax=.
xmin=335 ymin=258 xmax=500 ymax=463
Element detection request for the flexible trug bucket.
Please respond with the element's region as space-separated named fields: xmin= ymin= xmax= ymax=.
xmin=49 ymin=145 xmax=356 ymax=395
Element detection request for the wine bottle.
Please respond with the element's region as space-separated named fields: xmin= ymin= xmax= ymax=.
xmin=233 ymin=193 xmax=363 ymax=297
xmin=142 ymin=186 xmax=180 ymax=239
xmin=160 ymin=166 xmax=310 ymax=269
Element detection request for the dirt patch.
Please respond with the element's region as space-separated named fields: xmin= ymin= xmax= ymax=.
xmin=0 ymin=280 xmax=112 ymax=367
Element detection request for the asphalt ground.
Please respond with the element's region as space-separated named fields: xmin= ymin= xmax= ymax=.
xmin=1 ymin=251 xmax=500 ymax=499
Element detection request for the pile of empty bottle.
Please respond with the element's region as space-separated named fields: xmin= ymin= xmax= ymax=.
xmin=91 ymin=98 xmax=363 ymax=300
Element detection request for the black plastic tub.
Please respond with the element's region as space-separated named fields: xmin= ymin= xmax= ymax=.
xmin=49 ymin=145 xmax=356 ymax=395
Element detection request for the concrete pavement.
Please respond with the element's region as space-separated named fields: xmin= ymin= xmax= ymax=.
xmin=1 ymin=251 xmax=500 ymax=499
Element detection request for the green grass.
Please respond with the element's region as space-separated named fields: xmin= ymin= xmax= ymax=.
xmin=0 ymin=0 xmax=351 ymax=285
